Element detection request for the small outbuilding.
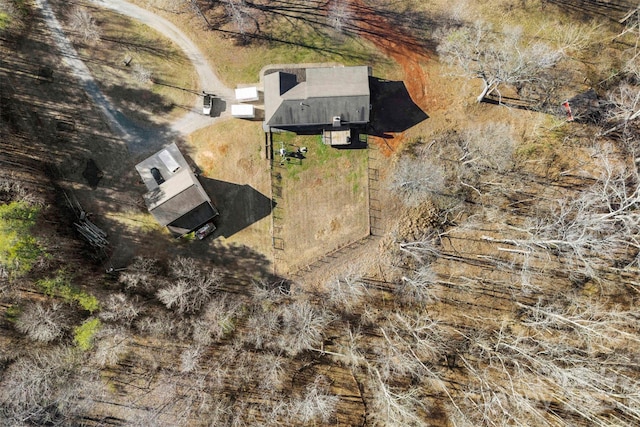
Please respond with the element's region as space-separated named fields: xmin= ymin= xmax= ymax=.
xmin=231 ymin=104 xmax=256 ymax=119
xmin=135 ymin=143 xmax=218 ymax=237
xmin=235 ymin=86 xmax=260 ymax=102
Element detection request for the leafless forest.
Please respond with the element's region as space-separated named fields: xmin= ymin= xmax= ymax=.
xmin=1 ymin=0 xmax=640 ymax=426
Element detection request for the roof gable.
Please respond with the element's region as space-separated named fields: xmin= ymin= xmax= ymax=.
xmin=264 ymin=66 xmax=371 ymax=128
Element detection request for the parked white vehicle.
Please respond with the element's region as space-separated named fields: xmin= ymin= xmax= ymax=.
xmin=203 ymin=93 xmax=213 ymax=115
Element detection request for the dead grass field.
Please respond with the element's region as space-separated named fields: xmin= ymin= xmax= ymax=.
xmin=187 ymin=119 xmax=273 ymax=260
xmin=271 ymin=133 xmax=369 ymax=275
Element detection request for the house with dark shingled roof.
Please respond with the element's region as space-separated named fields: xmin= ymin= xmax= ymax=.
xmin=263 ymin=65 xmax=371 ymax=132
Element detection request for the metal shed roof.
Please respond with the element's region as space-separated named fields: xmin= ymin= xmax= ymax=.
xmin=136 ymin=144 xmax=216 ymax=236
xmin=135 ymin=143 xmax=190 ymax=191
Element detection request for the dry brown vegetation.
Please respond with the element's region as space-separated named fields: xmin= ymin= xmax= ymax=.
xmin=1 ymin=0 xmax=640 ymax=426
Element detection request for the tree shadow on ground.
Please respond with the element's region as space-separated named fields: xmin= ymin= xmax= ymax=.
xmin=101 ymin=36 xmax=185 ymax=62
xmin=543 ymin=0 xmax=636 ymax=22
xmin=199 ymin=177 xmax=273 ymax=239
xmin=368 ymin=77 xmax=429 ymax=136
xmin=195 ymin=1 xmax=384 ymax=62
xmin=105 ymin=84 xmax=174 ymax=116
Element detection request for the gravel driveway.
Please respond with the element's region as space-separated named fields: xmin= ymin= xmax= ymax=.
xmin=35 ymin=0 xmax=234 ymax=152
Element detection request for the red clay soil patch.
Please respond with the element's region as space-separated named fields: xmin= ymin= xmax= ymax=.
xmin=348 ymin=0 xmax=433 ymax=156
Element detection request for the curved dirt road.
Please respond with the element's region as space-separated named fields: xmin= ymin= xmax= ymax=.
xmin=35 ymin=0 xmax=232 ymax=152
xmin=90 ymin=0 xmax=234 ymax=135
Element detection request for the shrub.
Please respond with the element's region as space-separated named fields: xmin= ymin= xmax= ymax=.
xmin=37 ymin=271 xmax=100 ymax=313
xmin=0 ymin=201 xmax=44 ymax=278
xmin=73 ymin=318 xmax=101 ymax=351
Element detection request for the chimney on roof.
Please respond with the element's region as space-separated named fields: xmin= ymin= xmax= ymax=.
xmin=332 ymin=116 xmax=341 ymax=127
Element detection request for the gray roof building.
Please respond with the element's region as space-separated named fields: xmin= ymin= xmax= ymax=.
xmin=264 ymin=66 xmax=371 ymax=130
xmin=135 ymin=143 xmax=218 ymax=237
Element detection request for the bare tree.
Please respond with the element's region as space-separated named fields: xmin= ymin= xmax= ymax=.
xmin=277 ymin=300 xmax=335 ymax=356
xmin=395 ymin=231 xmax=440 ymax=265
xmin=460 ymin=122 xmax=516 ymax=173
xmin=374 ymin=312 xmax=445 ymax=382
xmin=389 ymin=150 xmax=446 ymax=206
xmin=550 ymin=19 xmax=602 ymax=58
xmin=243 ymin=306 xmax=280 ymax=349
xmin=157 ymin=279 xmax=214 ymax=314
xmin=99 ymin=293 xmax=142 ymax=325
xmin=136 ymin=309 xmax=191 ymax=339
xmin=518 ymin=296 xmax=640 ymax=352
xmin=605 ymin=80 xmax=640 ymax=145
xmin=292 ymin=376 xmax=339 ymax=424
xmin=251 ymin=279 xmax=289 ymax=303
xmin=119 ymin=256 xmax=162 ymax=294
xmin=15 ymin=302 xmax=70 ymax=343
xmin=334 ymin=325 xmax=366 ymax=370
xmin=243 ymin=280 xmax=292 ymax=350
xmin=368 ymin=369 xmax=428 ymax=427
xmin=0 ymin=347 xmax=100 ymax=425
xmin=199 ymin=294 xmax=244 ymax=342
xmin=93 ymin=326 xmax=130 ymax=368
xmin=220 ymin=0 xmax=258 ymax=40
xmin=180 ymin=345 xmax=203 ymax=373
xmin=437 ymin=21 xmax=561 ymax=103
xmin=395 ymin=264 xmax=439 ymax=306
xmin=157 ymin=257 xmax=222 ymax=314
xmin=253 ymin=353 xmax=286 ymax=391
xmin=482 ymin=151 xmax=640 ymax=279
xmin=69 ymin=7 xmax=101 ymax=44
xmin=323 ymin=268 xmax=368 ymax=312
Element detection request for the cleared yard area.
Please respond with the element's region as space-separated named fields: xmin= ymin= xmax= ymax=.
xmin=271 ymin=132 xmax=369 ymax=275
xmin=188 ymin=122 xmax=370 ymax=276
xmin=188 ymin=119 xmax=273 ymax=261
